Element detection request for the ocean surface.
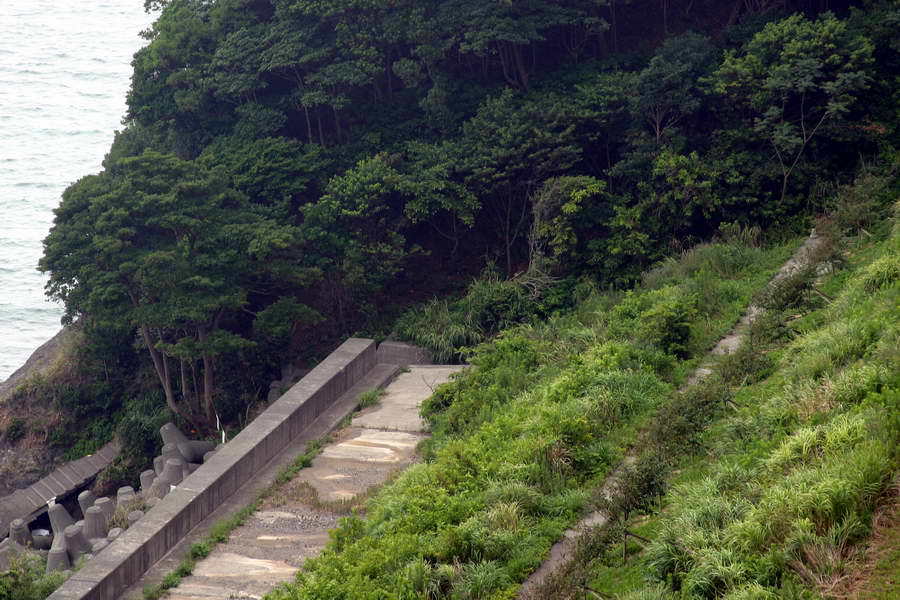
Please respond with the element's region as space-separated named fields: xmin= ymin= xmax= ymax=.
xmin=0 ymin=1 xmax=153 ymax=380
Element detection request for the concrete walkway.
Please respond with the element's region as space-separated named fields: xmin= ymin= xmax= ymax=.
xmin=162 ymin=365 xmax=463 ymax=600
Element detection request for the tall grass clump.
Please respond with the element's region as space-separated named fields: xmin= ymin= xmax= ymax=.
xmin=637 ymin=206 xmax=900 ymax=598
xmin=646 ymin=400 xmax=897 ymax=597
xmin=395 ymin=270 xmax=536 ymax=363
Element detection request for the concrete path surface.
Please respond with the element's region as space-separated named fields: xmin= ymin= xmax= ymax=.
xmin=164 ymin=365 xmax=463 ymax=600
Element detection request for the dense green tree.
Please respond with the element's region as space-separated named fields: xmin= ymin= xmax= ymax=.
xmin=40 ymin=152 xmax=300 ymax=430
xmin=436 ymin=0 xmax=607 ymax=89
xmin=461 ymin=89 xmax=581 ymax=274
xmin=129 ymin=1 xmax=225 ymax=156
xmin=714 ymin=13 xmax=874 ymax=202
xmin=529 ymin=175 xmax=607 ymax=274
xmin=396 ymin=140 xmax=479 ymax=256
xmin=631 ymin=32 xmax=717 ymax=144
xmin=299 ymin=155 xmax=414 ymax=329
xmin=849 ymin=0 xmax=900 ymax=145
xmin=198 ymin=136 xmax=328 ymax=217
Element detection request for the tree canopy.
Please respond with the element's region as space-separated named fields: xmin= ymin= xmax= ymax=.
xmin=41 ymin=152 xmax=303 ymax=429
xmin=40 ymin=0 xmax=899 ymax=428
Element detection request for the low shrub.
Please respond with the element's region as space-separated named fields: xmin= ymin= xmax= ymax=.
xmin=608 ymin=286 xmax=697 ymax=358
xmin=454 ymin=560 xmax=511 ymax=600
xmin=0 ymin=552 xmax=67 ymax=600
xmin=109 ymin=496 xmax=149 ymax=531
xmin=827 ymin=156 xmax=899 ymax=235
xmin=420 ymin=333 xmax=541 ymax=439
xmin=858 ymin=254 xmax=900 ymax=292
xmin=718 ymin=340 xmax=775 ymax=386
xmin=644 ymin=377 xmax=731 ymax=456
xmin=753 ymin=265 xmax=818 ymax=313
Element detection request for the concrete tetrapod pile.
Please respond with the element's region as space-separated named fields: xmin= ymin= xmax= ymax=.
xmin=0 ymin=422 xmax=216 ymax=576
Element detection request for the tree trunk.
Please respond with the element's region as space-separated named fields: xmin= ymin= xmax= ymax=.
xmin=190 ymin=360 xmax=201 ymax=414
xmin=180 ymin=359 xmax=191 ymax=412
xmin=498 ymin=43 xmax=518 ymax=88
xmin=726 ymin=0 xmax=744 ymax=28
xmin=662 ymin=0 xmax=668 ymax=35
xmin=304 ymin=105 xmax=313 ymax=144
xmin=197 ymin=326 xmax=216 ymax=426
xmin=140 ymin=325 xmax=198 ymax=428
xmin=611 ymin=0 xmax=618 ymax=53
xmin=513 ymin=44 xmax=529 ymax=90
xmin=333 ymin=105 xmax=342 ymax=143
xmin=202 ymin=355 xmax=215 ymax=425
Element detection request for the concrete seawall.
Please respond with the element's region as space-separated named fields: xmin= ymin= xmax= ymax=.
xmin=48 ymin=337 xmax=378 ymax=600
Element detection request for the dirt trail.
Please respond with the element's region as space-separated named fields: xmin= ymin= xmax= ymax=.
xmin=518 ymin=233 xmax=825 ymax=597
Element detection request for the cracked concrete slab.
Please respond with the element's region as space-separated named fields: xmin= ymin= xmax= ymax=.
xmin=319 ymin=429 xmax=424 ymax=462
xmin=352 ymin=366 xmax=462 ymax=432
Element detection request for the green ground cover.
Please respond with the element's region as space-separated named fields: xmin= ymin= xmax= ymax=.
xmin=577 ymin=203 xmax=900 ymax=599
xmin=266 ymin=236 xmax=794 ymax=600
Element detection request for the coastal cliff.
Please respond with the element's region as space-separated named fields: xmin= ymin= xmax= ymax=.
xmin=0 ymin=327 xmax=76 ymax=495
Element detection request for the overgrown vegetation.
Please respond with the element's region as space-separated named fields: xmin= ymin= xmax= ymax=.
xmin=28 ymin=0 xmax=900 ymax=450
xmin=6 ymin=1 xmax=900 ymax=598
xmin=0 ymin=553 xmax=67 ymax=600
xmin=530 ymin=160 xmax=900 ymax=600
xmin=263 ymin=233 xmax=792 ymax=600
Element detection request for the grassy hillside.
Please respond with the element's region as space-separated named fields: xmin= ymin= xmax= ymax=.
xmin=261 ymin=162 xmax=898 ymax=600
xmin=262 ymin=230 xmax=797 ymax=600
xmin=534 ymin=165 xmax=900 ymax=599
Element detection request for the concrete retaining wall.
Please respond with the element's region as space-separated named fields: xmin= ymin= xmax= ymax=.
xmin=376 ymin=341 xmax=433 ymax=366
xmin=47 ymin=338 xmax=377 ymax=600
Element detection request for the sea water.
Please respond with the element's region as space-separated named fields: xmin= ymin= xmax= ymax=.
xmin=0 ymin=1 xmax=153 ymax=380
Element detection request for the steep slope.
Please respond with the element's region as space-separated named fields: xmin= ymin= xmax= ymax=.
xmin=519 ymin=231 xmax=827 ymax=596
xmin=261 ymin=233 xmax=799 ymax=600
xmin=260 ymin=162 xmax=897 ymax=600
xmin=532 ymin=181 xmax=900 ymax=599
